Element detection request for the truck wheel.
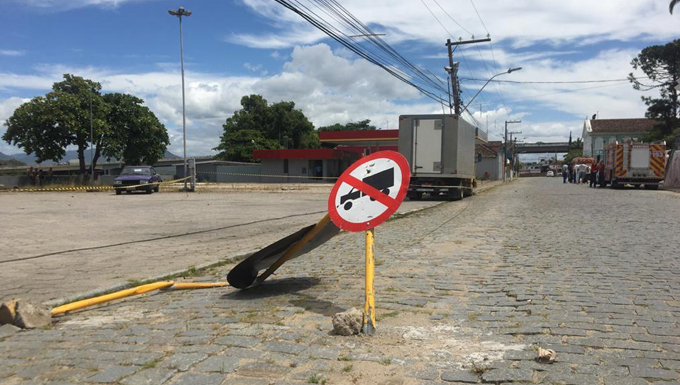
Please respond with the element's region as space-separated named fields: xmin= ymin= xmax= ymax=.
xmin=447 ymin=189 xmax=463 ymax=201
xmin=408 ymin=192 xmax=422 ymax=201
xmin=115 ymin=190 xmax=121 ymax=195
xmin=644 ymin=184 xmax=659 ymax=190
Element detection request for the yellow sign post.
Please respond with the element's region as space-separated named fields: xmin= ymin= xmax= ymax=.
xmin=327 ymin=151 xmax=411 ymax=336
xmin=363 ymin=228 xmax=376 ymax=335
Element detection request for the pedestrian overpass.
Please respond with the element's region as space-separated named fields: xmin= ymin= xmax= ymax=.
xmin=515 ymin=142 xmax=570 ymax=154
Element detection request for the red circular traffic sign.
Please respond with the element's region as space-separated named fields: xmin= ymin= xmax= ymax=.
xmin=328 ymin=150 xmax=411 ymax=232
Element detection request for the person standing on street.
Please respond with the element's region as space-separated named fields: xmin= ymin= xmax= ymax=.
xmin=598 ymin=160 xmax=606 ymax=188
xmin=589 ymin=160 xmax=598 ymax=188
xmin=562 ymin=165 xmax=568 ymax=183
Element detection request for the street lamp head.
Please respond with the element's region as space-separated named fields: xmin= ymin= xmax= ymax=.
xmin=507 ymin=67 xmax=522 ymax=73
xmin=169 ymin=7 xmax=191 ymax=17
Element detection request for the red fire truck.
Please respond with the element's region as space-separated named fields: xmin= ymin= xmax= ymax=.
xmin=603 ymin=141 xmax=666 ymax=189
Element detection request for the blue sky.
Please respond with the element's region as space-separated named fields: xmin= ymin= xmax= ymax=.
xmin=1 ymin=0 xmax=678 ymax=158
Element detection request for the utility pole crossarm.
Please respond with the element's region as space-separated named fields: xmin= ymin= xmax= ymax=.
xmin=445 ymin=38 xmax=491 ymax=47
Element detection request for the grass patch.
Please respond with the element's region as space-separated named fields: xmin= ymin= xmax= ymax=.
xmin=375 ymin=311 xmax=399 ymax=322
xmin=308 ymin=374 xmax=326 ymax=384
xmin=338 ymin=355 xmax=353 ymax=362
xmin=239 ymin=312 xmax=259 ymax=323
xmin=380 ymin=358 xmax=391 ymax=366
xmin=470 ymin=361 xmax=490 ymax=374
xmin=342 ymin=364 xmax=353 ymax=373
xmin=142 ymin=357 xmax=162 ymax=369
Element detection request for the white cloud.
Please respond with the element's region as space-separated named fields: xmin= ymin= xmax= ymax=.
xmin=0 ymin=50 xmax=26 ymax=57
xmin=0 ymin=44 xmax=439 ymax=156
xmin=234 ymin=0 xmax=677 ymax=49
xmin=0 ymin=97 xmax=31 ymax=154
xmin=15 ymin=0 xmax=148 ymax=10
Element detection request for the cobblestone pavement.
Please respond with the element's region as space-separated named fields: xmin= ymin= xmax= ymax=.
xmin=2 ymin=178 xmax=680 ymax=384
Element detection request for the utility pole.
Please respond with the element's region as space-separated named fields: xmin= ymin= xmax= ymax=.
xmin=445 ymin=37 xmax=491 ymax=115
xmin=89 ymin=88 xmax=94 ymax=184
xmin=508 ymin=131 xmax=522 ymax=180
xmin=503 ymin=120 xmax=521 ymax=182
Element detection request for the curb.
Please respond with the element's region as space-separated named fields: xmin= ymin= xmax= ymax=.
xmin=43 ymin=180 xmax=510 ymax=309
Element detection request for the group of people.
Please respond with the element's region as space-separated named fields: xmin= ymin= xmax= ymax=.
xmin=26 ymin=167 xmax=53 ymax=186
xmin=562 ymin=156 xmax=606 ymax=188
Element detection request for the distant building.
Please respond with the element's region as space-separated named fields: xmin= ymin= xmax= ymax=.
xmin=582 ymin=118 xmax=657 ymax=158
xmin=475 ymin=141 xmax=503 ymax=180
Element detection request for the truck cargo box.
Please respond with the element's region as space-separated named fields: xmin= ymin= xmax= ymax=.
xmin=398 ymin=114 xmax=476 ymax=200
xmin=398 ymin=114 xmax=475 ymax=179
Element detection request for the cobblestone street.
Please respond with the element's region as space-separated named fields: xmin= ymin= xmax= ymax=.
xmin=2 ymin=178 xmax=680 ymax=384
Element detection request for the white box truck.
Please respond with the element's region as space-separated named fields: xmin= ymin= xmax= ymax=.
xmin=398 ymin=114 xmax=477 ymax=200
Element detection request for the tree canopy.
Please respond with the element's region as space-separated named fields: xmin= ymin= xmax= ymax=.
xmin=102 ymin=93 xmax=169 ymax=166
xmin=318 ymin=119 xmax=377 ymax=131
xmin=629 ymin=39 xmax=680 ymax=148
xmin=2 ymin=74 xmax=169 ymax=173
xmin=214 ymin=95 xmax=318 ymax=162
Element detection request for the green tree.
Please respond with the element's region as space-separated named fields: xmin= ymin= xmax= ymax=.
xmin=102 ymin=93 xmax=169 ymax=166
xmin=629 ymin=40 xmax=680 ymax=148
xmin=318 ymin=119 xmax=377 ymax=131
xmin=3 ymin=74 xmax=169 ymax=173
xmin=214 ymin=94 xmax=318 ymax=162
xmin=3 ymin=75 xmax=108 ymax=173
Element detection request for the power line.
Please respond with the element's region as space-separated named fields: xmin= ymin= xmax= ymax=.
xmin=469 ymin=0 xmax=489 ymax=35
xmin=432 ymin=0 xmax=473 ymax=37
xmin=460 ymin=77 xmax=645 ymax=84
xmin=274 ymin=0 xmax=450 ymax=104
xmin=467 ymin=0 xmax=509 ymax=117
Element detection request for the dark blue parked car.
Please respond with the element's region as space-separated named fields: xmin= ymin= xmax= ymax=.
xmin=114 ymin=166 xmax=161 ymax=195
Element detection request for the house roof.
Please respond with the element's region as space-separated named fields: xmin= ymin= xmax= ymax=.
xmin=590 ymin=118 xmax=658 ymax=134
xmin=476 ymin=143 xmax=498 ymax=158
xmin=486 ymin=141 xmax=503 ymax=153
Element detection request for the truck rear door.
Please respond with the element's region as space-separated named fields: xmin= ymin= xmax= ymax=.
xmin=413 ymin=118 xmax=443 ymax=174
xmin=630 ymin=146 xmax=650 ymax=169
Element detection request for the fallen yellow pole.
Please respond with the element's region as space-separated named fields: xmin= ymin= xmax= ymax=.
xmin=256 ymin=214 xmax=331 ymax=284
xmin=51 ymin=281 xmax=174 ymax=316
xmin=363 ymin=228 xmax=376 ymax=335
xmin=171 ymin=282 xmax=228 ymax=290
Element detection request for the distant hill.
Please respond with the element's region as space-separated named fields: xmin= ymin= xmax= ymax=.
xmin=1 ymin=149 xmax=183 ymax=166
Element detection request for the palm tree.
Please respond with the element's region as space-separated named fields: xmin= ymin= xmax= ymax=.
xmin=672 ymin=0 xmax=679 ymax=14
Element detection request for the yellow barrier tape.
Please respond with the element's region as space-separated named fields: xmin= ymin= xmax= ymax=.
xmin=1 ymin=176 xmax=192 ymax=193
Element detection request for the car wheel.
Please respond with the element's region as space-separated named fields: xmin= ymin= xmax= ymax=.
xmin=146 ymin=187 xmax=153 ymax=194
xmin=126 ymin=190 xmax=132 ymax=194
xmin=154 ymin=185 xmax=159 ymax=192
xmin=115 ymin=190 xmax=121 ymax=195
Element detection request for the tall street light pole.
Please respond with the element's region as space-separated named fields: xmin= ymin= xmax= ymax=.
xmin=169 ymin=6 xmax=192 ymax=190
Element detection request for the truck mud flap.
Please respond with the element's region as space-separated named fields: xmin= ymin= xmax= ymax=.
xmin=227 ymin=220 xmax=340 ymax=289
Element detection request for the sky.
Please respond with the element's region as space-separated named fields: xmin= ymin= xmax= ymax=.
xmin=1 ymin=0 xmax=678 ymax=159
